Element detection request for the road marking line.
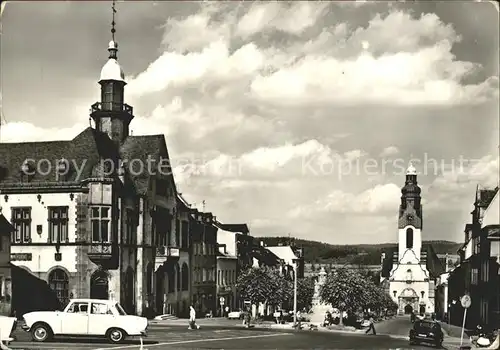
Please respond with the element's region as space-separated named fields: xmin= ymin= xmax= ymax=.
xmin=92 ymin=333 xmax=291 ymax=350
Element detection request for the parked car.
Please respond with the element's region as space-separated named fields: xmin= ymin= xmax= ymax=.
xmin=409 ymin=319 xmax=443 ymax=348
xmin=21 ymin=299 xmax=148 ymax=344
xmin=0 ymin=316 xmax=17 ymax=343
xmin=227 ymin=310 xmax=244 ymax=319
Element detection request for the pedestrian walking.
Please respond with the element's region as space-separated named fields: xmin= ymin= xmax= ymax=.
xmin=188 ymin=306 xmax=200 ymax=330
xmin=365 ymin=315 xmax=376 ymax=335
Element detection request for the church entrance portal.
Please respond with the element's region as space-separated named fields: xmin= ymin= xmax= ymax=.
xmin=90 ymin=271 xmax=109 ymax=300
xmin=404 ymin=304 xmax=413 ymax=314
xmin=419 ymin=305 xmax=426 ymax=315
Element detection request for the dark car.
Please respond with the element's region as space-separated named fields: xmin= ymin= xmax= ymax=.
xmin=409 ymin=319 xmax=444 ymax=347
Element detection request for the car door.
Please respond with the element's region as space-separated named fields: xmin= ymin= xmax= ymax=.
xmin=88 ymin=302 xmax=115 ymax=336
xmin=61 ymin=301 xmax=89 ymax=335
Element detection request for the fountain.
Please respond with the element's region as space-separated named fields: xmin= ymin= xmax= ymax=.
xmin=307 ymin=267 xmax=331 ymax=326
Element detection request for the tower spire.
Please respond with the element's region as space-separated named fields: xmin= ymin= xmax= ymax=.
xmin=108 ymin=0 xmax=118 ymax=59
xmin=111 ymin=0 xmax=116 ymax=42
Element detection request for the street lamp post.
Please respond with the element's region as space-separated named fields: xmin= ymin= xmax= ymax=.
xmin=293 ymin=259 xmax=298 ymax=328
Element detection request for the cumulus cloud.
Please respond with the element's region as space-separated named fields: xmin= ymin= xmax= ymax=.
xmin=288 ymin=183 xmax=402 ymax=217
xmin=3 ymin=2 xmax=498 ymax=243
xmin=425 ymin=153 xmax=499 ymax=211
xmin=380 ymin=146 xmax=400 ymax=157
xmin=128 ymin=7 xmax=497 ymax=107
xmin=0 ymin=121 xmax=86 ymax=142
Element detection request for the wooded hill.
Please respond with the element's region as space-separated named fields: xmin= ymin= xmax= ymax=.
xmin=259 ymin=237 xmax=462 ymax=265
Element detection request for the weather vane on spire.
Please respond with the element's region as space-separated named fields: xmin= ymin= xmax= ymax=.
xmin=111 ymin=0 xmax=117 ymax=41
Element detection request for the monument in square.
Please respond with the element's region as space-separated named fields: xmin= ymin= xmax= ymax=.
xmin=308 ymin=267 xmax=331 ymax=325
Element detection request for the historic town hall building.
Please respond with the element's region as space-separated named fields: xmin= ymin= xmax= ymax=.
xmin=0 ymin=11 xmax=219 ymax=317
xmin=381 ymin=163 xmax=444 ymax=316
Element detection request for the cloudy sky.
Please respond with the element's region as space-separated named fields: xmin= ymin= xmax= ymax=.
xmin=1 ymin=1 xmax=498 ymax=244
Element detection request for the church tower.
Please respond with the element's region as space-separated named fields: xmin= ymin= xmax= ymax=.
xmin=397 ymin=162 xmax=423 ymax=261
xmin=90 ymin=0 xmax=134 ymax=145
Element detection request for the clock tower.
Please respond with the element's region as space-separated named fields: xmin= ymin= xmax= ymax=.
xmin=397 ymin=162 xmax=423 ymax=262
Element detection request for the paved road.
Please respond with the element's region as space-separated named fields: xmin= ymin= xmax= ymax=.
xmin=376 ymin=315 xmax=413 ymax=337
xmin=8 ymin=324 xmax=445 ymax=350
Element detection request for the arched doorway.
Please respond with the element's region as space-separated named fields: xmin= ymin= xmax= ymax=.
xmin=404 ymin=304 xmax=413 ymax=314
xmin=48 ymin=268 xmax=69 ymax=307
xmin=125 ymin=267 xmax=135 ymax=314
xmin=419 ymin=305 xmax=426 ymax=314
xmin=90 ymin=270 xmax=109 ymax=300
xmin=155 ymin=270 xmax=164 ymax=315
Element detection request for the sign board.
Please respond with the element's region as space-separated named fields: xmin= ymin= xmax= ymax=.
xmin=461 ymin=294 xmax=471 ymax=308
xmin=219 ymin=297 xmax=225 ymax=305
xmin=10 ymin=253 xmax=32 ymax=261
xmin=244 ymin=300 xmax=251 ymax=305
xmin=168 ymin=248 xmax=180 ymax=257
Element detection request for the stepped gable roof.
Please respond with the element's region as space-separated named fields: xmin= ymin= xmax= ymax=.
xmin=119 ymin=134 xmax=173 ymax=196
xmin=0 ymin=127 xmax=115 ymax=186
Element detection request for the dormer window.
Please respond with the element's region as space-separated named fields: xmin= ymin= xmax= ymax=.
xmin=56 ymin=159 xmax=68 ymax=173
xmin=20 ymin=160 xmax=34 ymax=181
xmin=56 ymin=159 xmax=71 ymax=180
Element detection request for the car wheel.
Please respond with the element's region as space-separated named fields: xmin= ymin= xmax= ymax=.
xmin=107 ymin=328 xmax=126 ymax=344
xmin=31 ymin=323 xmax=52 ymax=342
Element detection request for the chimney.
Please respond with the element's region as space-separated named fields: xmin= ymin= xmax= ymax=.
xmin=260 ymin=241 xmax=264 ymax=246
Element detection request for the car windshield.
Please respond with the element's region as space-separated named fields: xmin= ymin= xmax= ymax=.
xmin=115 ymin=303 xmax=127 ymax=316
xmin=416 ymin=321 xmax=438 ymax=330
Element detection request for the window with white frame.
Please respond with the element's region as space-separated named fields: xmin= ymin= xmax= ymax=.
xmin=473 ymin=238 xmax=480 ymax=255
xmin=48 ymin=207 xmax=69 ymax=243
xmin=125 ymin=209 xmax=134 ymax=245
xmin=90 ymin=206 xmax=111 ymax=242
xmin=11 ymin=207 xmax=31 ymax=243
xmin=471 ymin=268 xmax=479 ymax=285
xmin=481 ymin=261 xmax=489 ymax=282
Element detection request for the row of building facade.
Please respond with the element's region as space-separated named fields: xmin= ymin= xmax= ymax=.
xmin=0 ymin=30 xmax=304 ymax=318
xmin=436 ymin=185 xmax=499 ymax=330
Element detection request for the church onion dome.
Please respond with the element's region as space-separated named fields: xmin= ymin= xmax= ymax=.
xmin=406 ymin=162 xmax=417 ymax=175
xmin=99 ymin=41 xmax=125 ymax=82
xmin=402 ymin=183 xmax=421 ymax=196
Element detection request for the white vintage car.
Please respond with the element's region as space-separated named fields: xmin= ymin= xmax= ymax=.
xmin=21 ymin=298 xmax=148 ymax=344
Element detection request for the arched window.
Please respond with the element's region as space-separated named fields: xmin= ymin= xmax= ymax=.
xmin=182 ymin=263 xmax=189 ymax=291
xmin=406 ymin=228 xmax=414 ymax=249
xmin=406 ymin=269 xmax=413 ymax=281
xmin=176 ymin=264 xmax=181 ymax=291
xmin=48 ymin=268 xmax=69 ymax=307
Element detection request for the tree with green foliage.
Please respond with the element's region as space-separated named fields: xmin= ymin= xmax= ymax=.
xmin=236 ymin=267 xmax=292 ymax=308
xmin=319 ymin=268 xmax=368 ymax=325
xmin=296 ymin=276 xmax=315 ymax=311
